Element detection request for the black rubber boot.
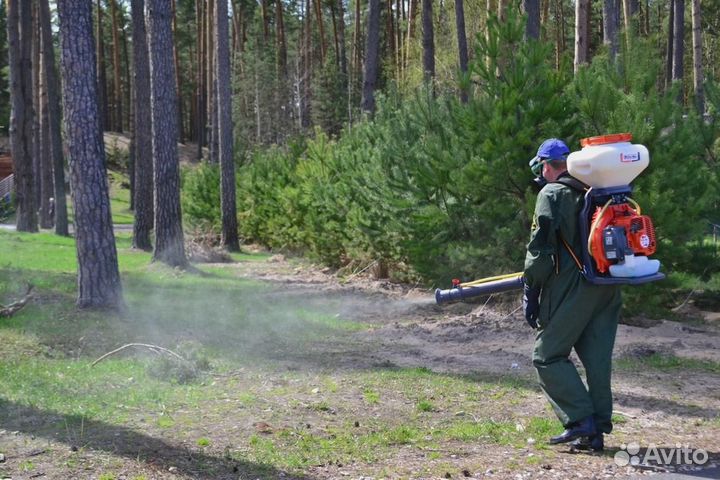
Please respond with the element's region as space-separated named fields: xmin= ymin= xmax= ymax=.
xmin=570 ymin=433 xmax=604 ymax=452
xmin=549 ymin=415 xmax=597 ymax=445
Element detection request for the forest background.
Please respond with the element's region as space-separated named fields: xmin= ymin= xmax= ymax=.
xmin=1 ymin=0 xmax=719 ymax=316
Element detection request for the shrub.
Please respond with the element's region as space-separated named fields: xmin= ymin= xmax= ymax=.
xmin=182 ymin=163 xmax=221 ymax=234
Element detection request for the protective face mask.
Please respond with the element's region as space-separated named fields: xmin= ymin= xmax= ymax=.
xmin=533 ymin=173 xmax=547 ymax=190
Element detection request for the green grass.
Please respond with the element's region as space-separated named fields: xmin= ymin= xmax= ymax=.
xmin=416 ymin=399 xmax=435 ymax=412
xmin=65 ymin=172 xmax=134 ymax=226
xmin=616 ymin=353 xmax=720 ymax=374
xmin=0 ymin=229 xmax=565 ymax=477
xmin=196 ymin=437 xmax=211 ymax=447
xmin=363 ymin=388 xmax=380 ymax=405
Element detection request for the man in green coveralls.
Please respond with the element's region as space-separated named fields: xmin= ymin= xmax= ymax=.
xmin=523 ymin=138 xmax=622 ymax=451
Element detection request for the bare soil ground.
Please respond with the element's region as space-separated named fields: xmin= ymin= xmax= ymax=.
xmin=1 ymin=255 xmax=719 ymax=480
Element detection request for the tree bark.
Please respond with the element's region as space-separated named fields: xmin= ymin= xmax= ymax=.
xmin=32 ymin=0 xmax=42 ymax=216
xmin=314 ymin=0 xmax=327 ymax=63
xmin=96 ymin=0 xmax=109 ymax=131
xmin=171 ymin=0 xmax=184 ymax=143
xmin=574 ymin=0 xmax=589 ymax=73
xmin=215 ymin=0 xmax=239 ymax=251
xmin=498 ymin=0 xmax=509 ymax=21
xmin=146 ymin=0 xmax=187 ymax=267
xmin=690 ymin=0 xmax=703 ymax=112
xmin=195 ymin=0 xmax=205 ymax=159
xmin=7 ymin=0 xmax=38 ymax=232
xmin=665 ymin=0 xmax=674 ymax=89
xmin=301 ymin=0 xmax=312 ymax=127
xmin=131 ymin=0 xmax=153 ymax=251
xmin=276 ymin=0 xmax=288 ymax=79
xmin=39 ymin=0 xmax=69 ymax=236
xmin=671 ymin=0 xmax=684 ymax=93
xmin=337 ymin=0 xmax=348 ymax=80
xmin=330 ymin=0 xmax=340 ymax=68
xmin=121 ymin=13 xmax=132 ymax=133
xmin=38 ymin=9 xmax=54 ymax=230
xmin=110 ymin=0 xmax=123 ymax=132
xmin=361 ymin=0 xmax=381 ymax=113
xmin=57 ymin=0 xmax=124 ymax=309
xmin=523 ymin=0 xmax=540 ymax=40
xmin=207 ymin=0 xmax=218 ymax=162
xmin=260 ymin=0 xmax=270 ymax=43
xmin=554 ymin=0 xmax=566 ymax=69
xmin=603 ymin=0 xmax=620 ymax=63
xmin=454 ymin=0 xmax=469 ymax=103
xmin=421 ymin=0 xmax=435 ymax=84
xmin=405 ymin=0 xmax=415 ymax=70
xmin=385 ymin=0 xmax=395 ymax=73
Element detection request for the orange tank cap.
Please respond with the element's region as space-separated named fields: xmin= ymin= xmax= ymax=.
xmin=580 ymin=133 xmax=633 ymax=147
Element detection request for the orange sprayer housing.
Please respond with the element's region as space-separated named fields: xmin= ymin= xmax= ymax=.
xmin=590 ymin=203 xmax=657 ymax=273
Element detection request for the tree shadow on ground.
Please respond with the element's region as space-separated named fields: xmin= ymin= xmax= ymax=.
xmin=0 ymin=398 xmax=312 ymax=480
xmin=614 ymin=391 xmax=720 ymax=419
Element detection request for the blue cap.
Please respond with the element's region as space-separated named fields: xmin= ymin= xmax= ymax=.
xmin=529 ymin=138 xmax=570 ymax=175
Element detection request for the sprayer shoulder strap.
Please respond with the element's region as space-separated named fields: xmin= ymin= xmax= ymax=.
xmin=551 ymin=176 xmax=590 ymax=193
xmin=551 ymin=176 xmax=587 ymax=274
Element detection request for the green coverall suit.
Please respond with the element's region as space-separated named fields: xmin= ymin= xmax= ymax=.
xmin=523 ymin=177 xmax=622 ymax=434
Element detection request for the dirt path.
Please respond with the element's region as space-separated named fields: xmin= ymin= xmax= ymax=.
xmin=224 ymin=256 xmax=720 ymax=477
xmin=2 ymin=254 xmax=719 ymax=480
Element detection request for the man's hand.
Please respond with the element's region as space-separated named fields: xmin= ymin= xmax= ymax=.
xmin=523 ymin=283 xmax=541 ymax=329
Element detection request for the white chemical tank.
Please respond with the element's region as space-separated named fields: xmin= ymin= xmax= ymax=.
xmin=567 ymin=133 xmax=650 ymax=188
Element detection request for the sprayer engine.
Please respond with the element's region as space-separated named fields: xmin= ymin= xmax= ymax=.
xmin=591 ymin=202 xmax=657 ymax=273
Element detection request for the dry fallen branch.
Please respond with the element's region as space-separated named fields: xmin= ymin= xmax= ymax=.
xmin=0 ymin=284 xmax=34 ymax=318
xmin=91 ymin=343 xmax=187 ymax=367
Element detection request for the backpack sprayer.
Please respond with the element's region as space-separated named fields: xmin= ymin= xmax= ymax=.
xmin=435 ymin=133 xmax=665 ymax=304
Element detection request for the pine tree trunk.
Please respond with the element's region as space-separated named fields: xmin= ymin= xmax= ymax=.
xmin=315 ymin=0 xmax=328 ymax=63
xmin=110 ymin=0 xmax=123 ymax=132
xmin=361 ymin=0 xmax=381 ymax=113
xmin=96 ymin=0 xmax=109 ymax=132
xmin=337 ymin=0 xmax=347 ymax=79
xmin=665 ymin=0 xmax=674 ymax=89
xmin=39 ymin=0 xmax=69 ymax=236
xmin=498 ymin=0 xmax=508 ymax=21
xmin=171 ymin=0 xmax=184 ymax=143
xmin=131 ymin=0 xmax=154 ymax=251
xmin=574 ymin=0 xmax=589 ymax=73
xmin=195 ymin=0 xmax=205 ymax=159
xmin=121 ymin=16 xmax=132 ymax=133
xmin=690 ymin=0 xmax=703 ymax=113
xmin=603 ymin=0 xmax=620 ymax=62
xmin=406 ymin=0 xmax=418 ymax=70
xmin=38 ymin=18 xmax=53 ymax=230
xmin=207 ymin=0 xmax=218 ymax=162
xmin=32 ymin=0 xmax=42 ymax=216
xmin=454 ymin=0 xmax=469 ymax=103
xmin=146 ymin=0 xmax=187 ymax=267
xmin=276 ymin=0 xmax=289 ymax=135
xmin=541 ymin=0 xmax=549 ymax=26
xmin=523 ymin=0 xmax=540 ymax=40
xmin=261 ymin=0 xmax=270 ymax=43
xmin=7 ymin=0 xmax=38 ymax=232
xmin=301 ymin=0 xmax=313 ymax=127
xmin=276 ymin=0 xmax=288 ymax=78
xmin=215 ymin=0 xmax=239 ymax=251
xmin=57 ymin=0 xmax=124 ymax=309
xmin=330 ymin=0 xmax=340 ymax=68
xmin=385 ymin=0 xmax=395 ymax=73
xmin=554 ymin=0 xmax=566 ymax=69
xmin=486 ymin=0 xmax=495 ymax=67
xmin=671 ymin=0 xmax=684 ymax=96
xmin=421 ymin=0 xmax=435 ymax=84
xmin=353 ymin=0 xmax=362 ymax=79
